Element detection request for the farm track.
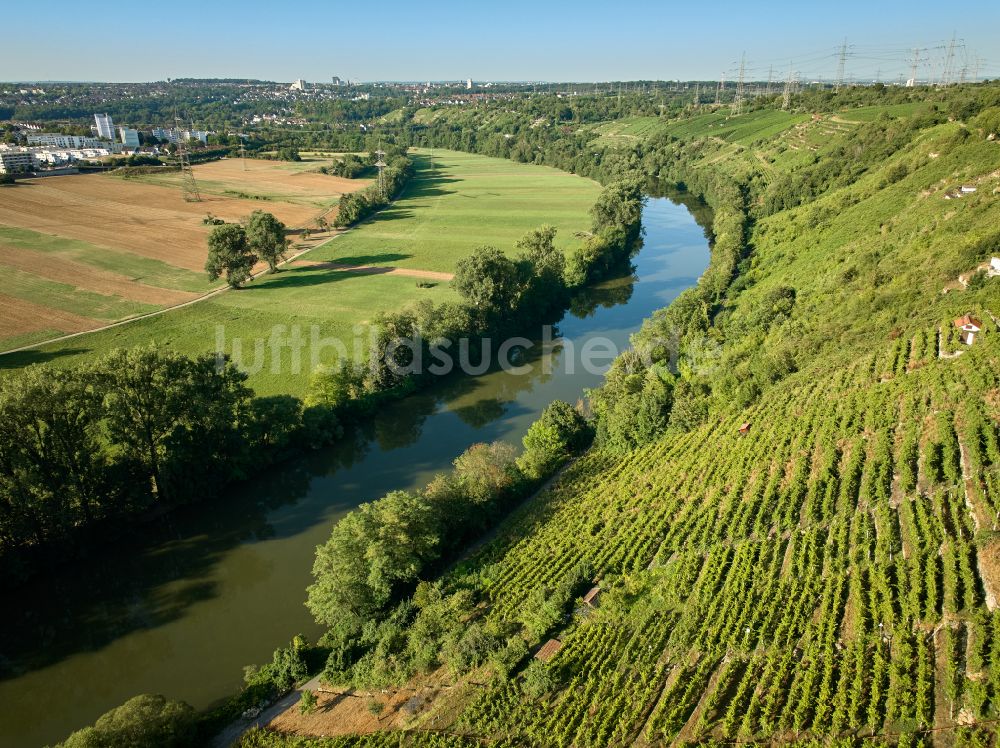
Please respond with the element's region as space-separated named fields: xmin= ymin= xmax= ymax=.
xmin=290 ymin=259 xmax=454 ymax=281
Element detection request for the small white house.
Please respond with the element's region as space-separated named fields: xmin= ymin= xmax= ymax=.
xmin=989 ymin=257 xmax=1000 ymax=277
xmin=960 ymin=185 xmax=978 ymax=194
xmin=954 ymin=314 xmax=983 ymax=346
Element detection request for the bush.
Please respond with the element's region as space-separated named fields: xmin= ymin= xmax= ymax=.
xmin=298 ymin=689 xmax=317 ymax=715
xmin=518 ymin=400 xmax=592 ymax=479
xmin=521 ymin=661 xmax=555 ymax=699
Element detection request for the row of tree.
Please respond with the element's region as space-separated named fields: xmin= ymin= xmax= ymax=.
xmin=0 ymin=348 xmax=340 ymax=582
xmin=333 ymin=147 xmax=413 ymax=227
xmin=306 ymin=400 xmax=592 ymax=685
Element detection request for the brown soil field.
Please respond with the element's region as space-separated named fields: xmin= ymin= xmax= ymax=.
xmin=0 ymin=243 xmax=198 ymax=305
xmin=0 ymin=175 xmax=332 ymax=272
xmin=0 ymin=292 xmax=101 ymax=341
xmin=185 ymin=159 xmax=367 ymax=204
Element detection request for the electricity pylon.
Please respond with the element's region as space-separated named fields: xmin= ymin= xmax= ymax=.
xmin=733 ymin=53 xmax=746 ymax=115
xmin=374 ymin=143 xmax=387 ymax=200
xmin=834 ymin=38 xmax=848 ymax=92
xmin=782 ymin=63 xmax=794 ymax=110
xmin=174 ymin=112 xmax=200 ymax=202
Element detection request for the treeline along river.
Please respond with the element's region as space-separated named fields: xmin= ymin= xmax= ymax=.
xmin=0 ymin=191 xmax=711 ymax=748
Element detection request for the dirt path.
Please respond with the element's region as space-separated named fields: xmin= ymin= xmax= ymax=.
xmin=291 ymin=259 xmax=454 ymax=281
xmin=211 ymin=675 xmax=324 ymax=748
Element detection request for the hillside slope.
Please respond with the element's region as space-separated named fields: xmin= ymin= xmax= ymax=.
xmin=245 ymin=89 xmax=1000 ymax=746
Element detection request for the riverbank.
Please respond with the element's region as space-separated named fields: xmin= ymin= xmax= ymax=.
xmin=0 ymin=194 xmax=711 ymax=748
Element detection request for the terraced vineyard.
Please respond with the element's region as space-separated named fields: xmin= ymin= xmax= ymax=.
xmin=449 ymin=323 xmax=1000 ymax=745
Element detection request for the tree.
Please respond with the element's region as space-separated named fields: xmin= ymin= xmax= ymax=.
xmin=307 ymin=491 xmax=439 ymax=631
xmin=0 ymin=367 xmax=106 ymax=539
xmin=206 ymin=223 xmax=255 ymax=287
xmin=453 ymin=246 xmax=521 ymax=320
xmin=516 ymin=225 xmax=567 ymax=319
xmin=57 ymin=694 xmax=195 ymax=748
xmin=245 ymin=210 xmax=289 ymax=273
xmin=91 ymin=348 xmax=250 ymax=503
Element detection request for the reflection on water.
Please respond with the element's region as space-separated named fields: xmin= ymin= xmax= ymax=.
xmin=0 ymin=191 xmax=711 ymax=748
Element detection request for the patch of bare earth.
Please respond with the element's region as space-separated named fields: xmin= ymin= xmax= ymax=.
xmin=977 ymin=539 xmax=1000 ymax=611
xmin=267 ymin=670 xmax=471 ymax=739
xmin=191 ymin=159 xmax=370 ymax=202
xmin=0 ymin=292 xmax=101 ymax=339
xmin=291 ymin=260 xmax=454 ymax=281
xmin=0 ymin=243 xmax=197 ymax=305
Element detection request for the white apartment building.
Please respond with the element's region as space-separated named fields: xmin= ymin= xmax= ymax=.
xmin=27 ymin=133 xmax=105 ymax=148
xmin=151 ymin=127 xmax=209 ymax=144
xmin=94 ymin=113 xmax=115 ymax=140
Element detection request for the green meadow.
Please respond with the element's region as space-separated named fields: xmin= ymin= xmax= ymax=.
xmin=1 ymin=149 xmax=600 ymax=396
xmin=308 ymin=148 xmax=601 ymax=273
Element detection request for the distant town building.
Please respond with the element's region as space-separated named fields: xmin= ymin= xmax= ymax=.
xmin=94 ymin=113 xmax=115 ymax=140
xmin=466 ymin=78 xmax=473 ymax=89
xmin=289 ymin=79 xmax=307 ymax=91
xmin=331 ymin=76 xmax=344 ymax=86
xmin=151 ymin=127 xmax=209 ymax=144
xmin=0 ymin=150 xmax=36 ymax=174
xmin=119 ymin=127 xmax=140 ymax=148
xmin=27 ymin=133 xmax=105 ymax=148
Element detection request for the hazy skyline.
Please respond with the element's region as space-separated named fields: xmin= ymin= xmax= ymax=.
xmin=3 ymin=0 xmax=1000 ymax=83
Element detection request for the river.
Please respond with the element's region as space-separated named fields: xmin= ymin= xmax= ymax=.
xmin=0 ymin=191 xmax=711 ymax=748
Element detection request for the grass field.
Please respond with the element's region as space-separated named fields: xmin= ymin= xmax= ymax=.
xmin=0 ymin=149 xmax=600 ymax=396
xmin=307 ymin=148 xmax=602 ymax=273
xmin=0 ymin=161 xmax=370 ymax=351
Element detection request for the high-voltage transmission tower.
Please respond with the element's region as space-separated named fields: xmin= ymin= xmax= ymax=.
xmin=374 ymin=144 xmax=388 ymax=200
xmin=733 ymin=53 xmax=746 ymax=115
xmin=834 ymin=38 xmax=848 ymax=92
xmin=939 ymin=34 xmax=958 ymax=85
xmin=715 ymin=73 xmax=725 ymax=105
xmin=174 ymin=113 xmax=201 ymax=203
xmin=782 ymin=63 xmax=796 ymax=110
xmin=908 ymin=48 xmax=923 ymax=86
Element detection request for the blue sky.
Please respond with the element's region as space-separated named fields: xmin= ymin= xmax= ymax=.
xmin=4 ymin=0 xmax=999 ymax=83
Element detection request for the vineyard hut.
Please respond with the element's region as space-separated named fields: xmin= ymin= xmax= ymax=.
xmin=535 ymin=639 xmax=563 ymax=662
xmin=990 ymin=257 xmax=1000 ymax=276
xmin=582 ymin=586 xmax=602 ymax=608
xmin=738 ymin=422 xmax=751 ymax=435
xmin=954 ymin=315 xmax=982 ymax=346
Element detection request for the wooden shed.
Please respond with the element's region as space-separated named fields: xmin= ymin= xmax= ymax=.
xmin=582 ymin=586 xmax=602 ymax=607
xmin=534 ymin=638 xmax=563 ymax=662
